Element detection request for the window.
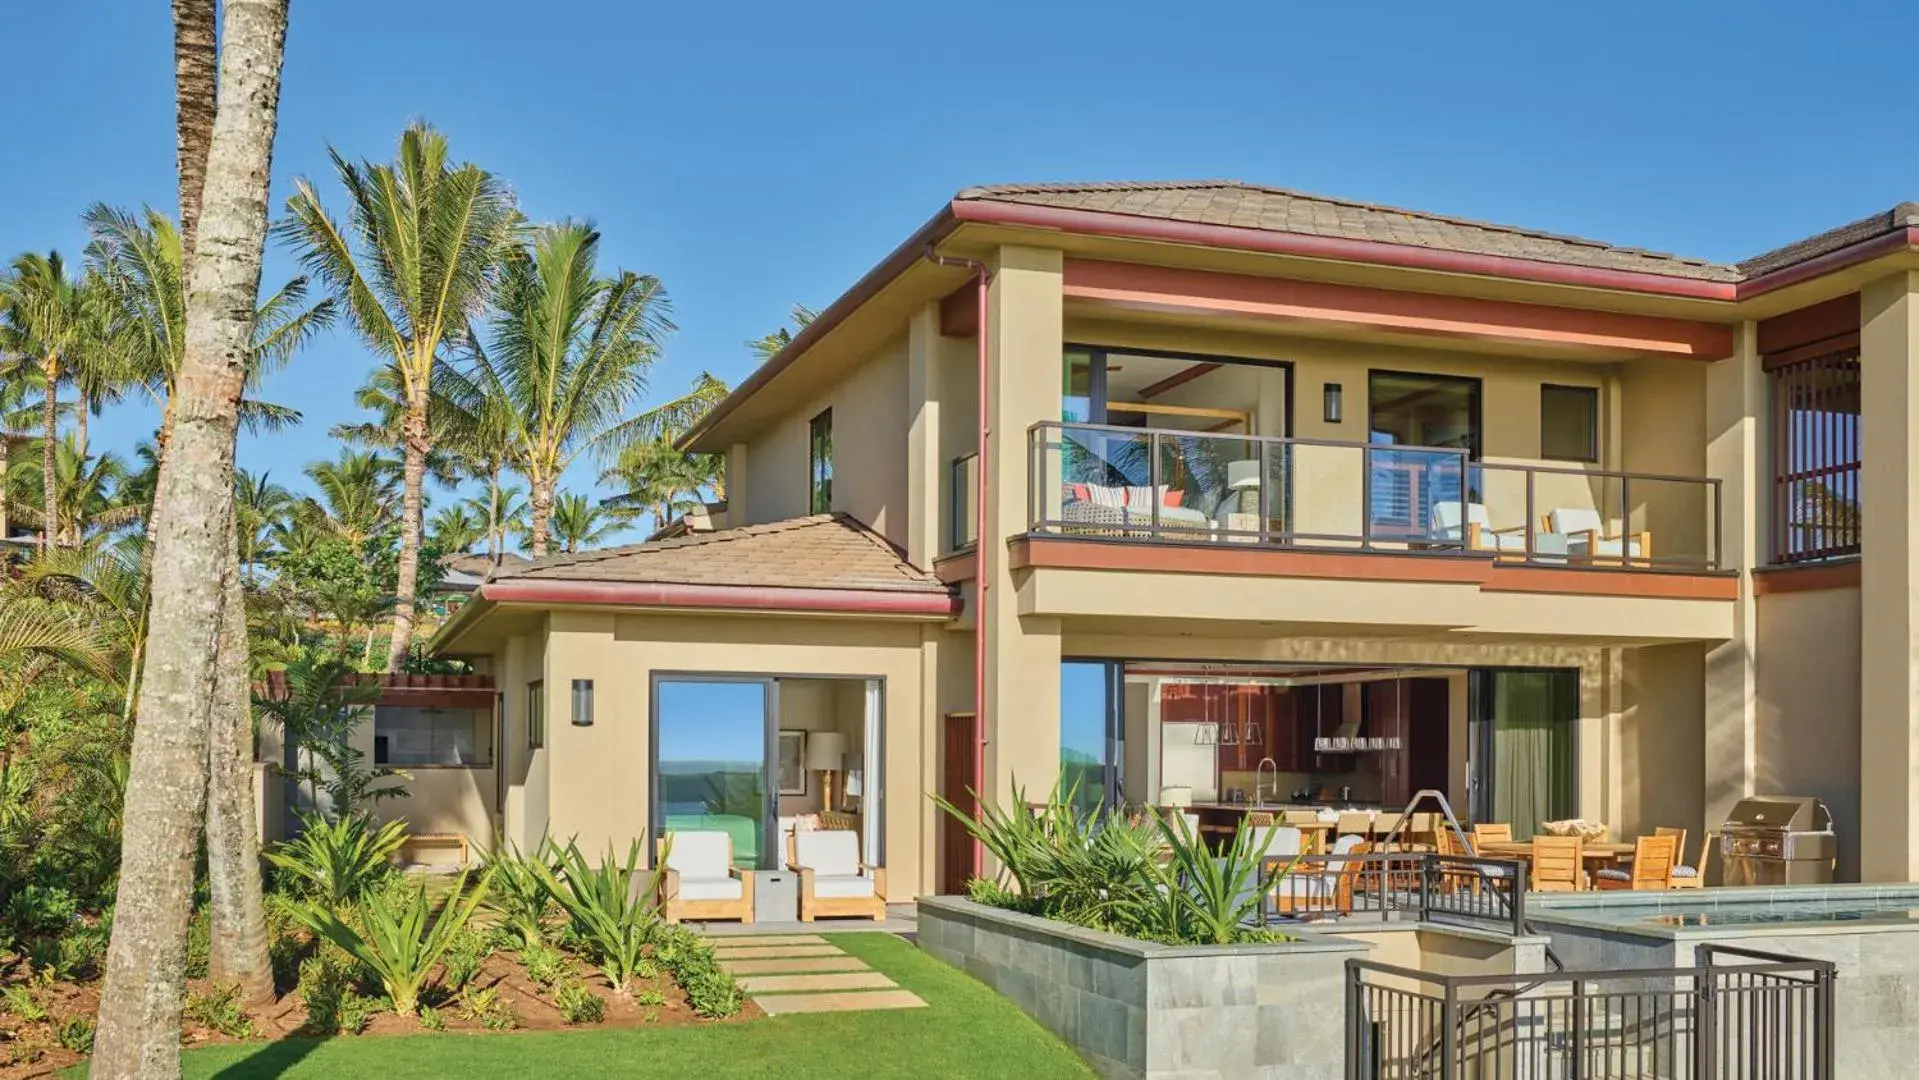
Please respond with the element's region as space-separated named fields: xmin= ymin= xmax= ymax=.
xmin=527 ymin=680 xmax=545 ymax=749
xmin=1769 ymin=351 xmax=1861 ymax=563
xmin=808 ymin=409 xmax=833 ymax=513
xmin=373 ymin=706 xmax=493 ymax=767
xmin=1540 ymin=384 xmax=1599 ymax=462
xmin=1368 ymin=371 xmax=1479 ymax=540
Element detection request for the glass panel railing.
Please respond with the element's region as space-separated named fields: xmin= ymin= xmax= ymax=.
xmin=1367 ymin=446 xmax=1469 ymax=549
xmin=1475 ymin=463 xmax=1722 ymax=571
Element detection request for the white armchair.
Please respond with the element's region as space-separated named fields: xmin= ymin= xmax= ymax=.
xmin=1431 ymin=501 xmax=1527 ymax=557
xmin=657 ymin=831 xmax=753 ymax=924
xmin=1546 ymin=507 xmax=1650 ymax=565
xmin=789 ymin=830 xmax=886 ymax=922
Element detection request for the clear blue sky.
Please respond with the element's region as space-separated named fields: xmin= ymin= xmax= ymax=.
xmin=4 ymin=0 xmax=1912 ymax=543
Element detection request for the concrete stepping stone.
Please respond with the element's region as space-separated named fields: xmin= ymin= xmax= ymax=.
xmin=738 ymin=972 xmax=896 ymax=993
xmin=706 ymin=935 xmax=829 ymax=948
xmin=722 ymin=956 xmax=871 ymax=975
xmin=709 ymin=944 xmax=844 ymax=959
xmin=753 ymin=989 xmax=927 ymax=1015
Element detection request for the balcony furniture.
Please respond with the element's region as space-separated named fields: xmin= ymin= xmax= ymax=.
xmin=1282 ymin=810 xmax=1321 ymax=827
xmin=1244 ymin=810 xmax=1276 ymax=827
xmin=1472 ymin=823 xmax=1513 ymax=846
xmin=1335 ymin=811 xmax=1373 ymax=839
xmin=1670 ymin=830 xmax=1712 ymax=889
xmin=658 ymin=831 xmax=754 ymax=925
xmin=1594 ymin=834 xmax=1678 ymax=891
xmin=1545 ymin=507 xmax=1651 ymax=565
xmin=1060 ymin=483 xmax=1215 ymax=537
xmin=1431 ymin=501 xmax=1528 ymax=557
xmin=788 ymin=830 xmax=887 ymax=922
xmin=1530 ymin=835 xmax=1587 ymax=892
xmin=400 ymin=832 xmax=471 ymax=868
xmin=1274 ymin=836 xmax=1369 ymax=917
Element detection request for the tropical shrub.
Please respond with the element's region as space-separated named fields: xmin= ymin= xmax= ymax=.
xmin=0 ymin=984 xmax=46 ymax=1021
xmin=185 ymin=982 xmax=256 ymax=1039
xmin=554 ymin=982 xmax=604 ymax=1024
xmin=458 ymin=986 xmax=518 ymax=1030
xmin=289 ymin=867 xmax=493 ymax=1017
xmin=633 ymin=986 xmax=666 ymax=1008
xmin=266 ymin=812 xmax=406 ymax=907
xmin=54 ymin=1014 xmax=95 ymax=1054
xmin=438 ymin=927 xmax=491 ymax=994
xmin=518 ymin=940 xmax=569 ymax=990
xmin=480 ymin=840 xmax=554 ymax=948
xmin=653 ymin=923 xmax=744 ymax=1018
xmin=418 ymin=1005 xmax=446 ymax=1031
xmin=185 ymin=906 xmax=212 ymax=978
xmin=530 ymin=839 xmax=664 ymax=993
xmin=296 ymin=953 xmax=352 ymax=1033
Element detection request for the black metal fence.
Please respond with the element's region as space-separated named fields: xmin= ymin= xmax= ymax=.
xmin=1346 ymin=943 xmax=1835 ymax=1079
xmin=1261 ymin=852 xmax=1529 ymax=937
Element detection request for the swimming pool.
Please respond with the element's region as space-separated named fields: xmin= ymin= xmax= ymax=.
xmin=1531 ymin=886 xmax=1919 ymax=931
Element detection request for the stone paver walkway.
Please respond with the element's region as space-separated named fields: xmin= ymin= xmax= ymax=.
xmin=710 ymin=933 xmax=927 ymax=1014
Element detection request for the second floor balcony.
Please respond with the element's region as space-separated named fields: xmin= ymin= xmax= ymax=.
xmin=1022 ymin=421 xmax=1724 ymax=573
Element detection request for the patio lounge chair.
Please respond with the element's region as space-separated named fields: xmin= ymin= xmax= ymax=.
xmin=1595 ymin=834 xmax=1677 ymax=891
xmin=657 ymin=831 xmax=754 ymax=925
xmin=1431 ymin=501 xmax=1527 ymax=557
xmin=1545 ymin=507 xmax=1650 ymax=565
xmin=1274 ymin=835 xmax=1369 ymax=916
xmin=789 ymin=829 xmax=887 ymax=922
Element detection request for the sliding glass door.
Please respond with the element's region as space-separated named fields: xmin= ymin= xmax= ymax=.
xmin=1469 ymin=670 xmax=1576 ymax=840
xmin=1060 ymin=661 xmax=1123 ymax=814
xmin=653 ymin=679 xmax=775 ymax=869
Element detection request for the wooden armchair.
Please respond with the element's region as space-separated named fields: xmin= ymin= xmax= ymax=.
xmin=788 ymin=830 xmax=886 ymax=922
xmin=1544 ymin=508 xmax=1651 ymax=567
xmin=1595 ymin=834 xmax=1677 ymax=891
xmin=657 ymin=831 xmax=754 ymax=925
xmin=1531 ymin=835 xmax=1586 ymax=892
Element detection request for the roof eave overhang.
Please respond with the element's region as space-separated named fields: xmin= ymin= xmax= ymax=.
xmin=479 ymin=578 xmax=960 ymax=619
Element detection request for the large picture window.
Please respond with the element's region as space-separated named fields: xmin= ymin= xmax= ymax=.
xmin=374 ymin=706 xmax=493 ymax=767
xmin=808 ymin=409 xmax=833 ymax=514
xmin=1769 ymin=351 xmax=1860 ymax=563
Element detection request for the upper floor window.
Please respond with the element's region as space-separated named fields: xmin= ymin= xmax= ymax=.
xmin=374 ymin=706 xmax=493 ymax=767
xmin=809 ymin=409 xmax=833 ymax=514
xmin=1769 ymin=351 xmax=1860 ymax=564
xmin=527 ymin=680 xmax=546 ymax=749
xmin=1540 ymin=384 xmax=1599 ymax=463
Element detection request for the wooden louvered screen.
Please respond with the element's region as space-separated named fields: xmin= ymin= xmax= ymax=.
xmin=1768 ymin=351 xmax=1861 ymax=564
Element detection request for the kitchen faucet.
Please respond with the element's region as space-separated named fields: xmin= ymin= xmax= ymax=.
xmin=1254 ymin=757 xmax=1279 ymax=805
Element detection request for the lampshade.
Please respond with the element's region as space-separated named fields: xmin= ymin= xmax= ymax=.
xmin=1225 ymin=459 xmax=1261 ymax=490
xmin=804 ymin=731 xmax=846 ymax=771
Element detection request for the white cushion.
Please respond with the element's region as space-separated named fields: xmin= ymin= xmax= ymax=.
xmin=1594 ymin=868 xmax=1630 ymax=881
xmin=811 ymin=874 xmax=876 ymax=898
xmin=667 ymin=831 xmax=731 ymax=878
xmin=1548 ymin=507 xmax=1604 ymax=535
xmin=1241 ymin=826 xmax=1301 ymax=858
xmin=1672 ymin=865 xmax=1699 ymax=878
xmin=794 ymin=830 xmax=861 ymax=876
xmin=676 ymin=876 xmax=742 ymax=902
xmin=1274 ymin=873 xmax=1338 ymax=900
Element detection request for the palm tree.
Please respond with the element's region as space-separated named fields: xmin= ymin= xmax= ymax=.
xmin=277 ymin=121 xmax=519 ymax=673
xmin=0 ymin=373 xmax=42 ymax=545
xmin=0 ymin=251 xmax=88 ymax=554
xmin=3 ymin=436 xmax=144 ymax=545
xmin=234 ymin=469 xmax=293 ymax=579
xmin=550 ymin=491 xmax=626 ymax=553
xmin=428 ymin=503 xmax=485 ymax=554
xmin=463 ymin=483 xmax=526 ymax=562
xmin=300 ymin=449 xmax=400 ymax=544
xmin=95 ymin=0 xmax=291 ymax=1069
xmin=453 ymin=222 xmax=671 ymax=557
xmin=747 ymin=302 xmax=819 ymax=361
xmin=328 ymin=366 xmax=465 ymax=486
xmin=601 ymin=436 xmax=723 ymax=533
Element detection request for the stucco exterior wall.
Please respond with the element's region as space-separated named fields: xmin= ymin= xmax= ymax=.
xmin=1757 ymin=586 xmax=1863 ymax=880
xmin=1617 ymin=643 xmax=1707 ymax=843
xmin=526 ymin=610 xmax=934 ymax=892
xmin=741 ymin=335 xmax=911 ymax=543
xmin=372 ymin=768 xmax=495 ymax=864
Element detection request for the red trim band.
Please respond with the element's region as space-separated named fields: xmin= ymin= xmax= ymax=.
xmin=482 ymin=578 xmax=960 ymax=617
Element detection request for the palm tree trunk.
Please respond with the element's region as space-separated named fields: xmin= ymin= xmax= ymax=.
xmin=1 ymin=434 xmax=11 ymax=542
xmin=384 ymin=402 xmax=429 ymax=672
xmin=485 ymin=465 xmax=501 ymax=567
xmin=75 ymin=384 xmax=90 ymax=468
xmin=205 ymin=518 xmax=273 ymax=1004
xmin=172 ymin=0 xmax=218 ymax=262
xmin=92 ymin=2 xmax=289 ymax=1075
xmin=529 ymin=477 xmax=553 ymax=558
xmin=40 ymin=363 xmax=56 ymax=553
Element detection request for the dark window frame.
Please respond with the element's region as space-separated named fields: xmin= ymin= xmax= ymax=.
xmin=1366 ymin=368 xmax=1484 ymax=459
xmin=527 ymin=679 xmax=545 ymax=750
xmin=808 ymin=409 xmax=833 ymax=514
xmin=1539 ymin=383 xmax=1600 ymax=463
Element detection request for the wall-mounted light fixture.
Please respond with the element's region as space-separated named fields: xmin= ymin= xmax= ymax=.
xmin=1323 ymin=383 xmax=1344 ymax=424
xmin=570 ymin=679 xmax=594 ymax=726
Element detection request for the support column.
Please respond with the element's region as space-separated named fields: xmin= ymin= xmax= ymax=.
xmin=982 ymin=246 xmax=1064 ymax=806
xmin=906 ymin=303 xmax=943 ymax=569
xmin=1703 ymin=322 xmax=1764 ymax=831
xmin=1859 ymin=272 xmax=1919 ymax=882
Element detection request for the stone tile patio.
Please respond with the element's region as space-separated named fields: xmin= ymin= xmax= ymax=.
xmin=711 ymin=933 xmax=928 ymax=1014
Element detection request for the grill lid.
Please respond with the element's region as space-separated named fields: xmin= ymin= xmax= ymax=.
xmin=1722 ymin=796 xmax=1831 ymax=832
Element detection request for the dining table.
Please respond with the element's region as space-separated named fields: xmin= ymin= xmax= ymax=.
xmin=1474 ymin=838 xmax=1636 ymax=866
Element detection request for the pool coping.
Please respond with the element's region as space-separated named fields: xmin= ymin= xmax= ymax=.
xmin=1526 ymin=883 xmax=1919 ymax=942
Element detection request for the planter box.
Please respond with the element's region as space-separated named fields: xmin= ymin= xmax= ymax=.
xmin=917 ymin=895 xmax=1369 ymax=1080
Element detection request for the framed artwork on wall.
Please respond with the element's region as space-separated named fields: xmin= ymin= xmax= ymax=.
xmin=777 ymin=730 xmax=808 ymax=795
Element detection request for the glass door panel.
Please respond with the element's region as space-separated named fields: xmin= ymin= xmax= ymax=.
xmin=1469 ymin=670 xmax=1575 ymax=841
xmin=1061 ymin=661 xmax=1120 ymax=813
xmin=655 ymin=680 xmax=772 ymax=869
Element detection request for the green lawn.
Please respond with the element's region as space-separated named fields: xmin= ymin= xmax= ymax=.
xmin=158 ymin=934 xmax=1094 ymax=1079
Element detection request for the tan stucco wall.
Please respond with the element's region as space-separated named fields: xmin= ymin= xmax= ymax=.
xmin=372 ymin=768 xmax=496 ymax=864
xmin=741 ymin=335 xmax=911 ymax=543
xmin=1616 ymin=643 xmax=1707 ymax=844
xmin=1757 ymin=587 xmax=1863 ymax=880
xmin=523 ymin=610 xmax=934 ymax=893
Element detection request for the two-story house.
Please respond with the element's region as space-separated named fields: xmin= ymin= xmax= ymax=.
xmin=429 ymin=181 xmax=1919 ymax=895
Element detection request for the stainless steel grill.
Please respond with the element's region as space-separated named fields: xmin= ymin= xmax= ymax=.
xmin=1721 ymin=796 xmax=1835 ymax=886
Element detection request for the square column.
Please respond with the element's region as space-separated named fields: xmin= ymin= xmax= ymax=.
xmin=905 ymin=303 xmax=943 ymax=569
xmin=982 ymin=246 xmax=1064 ymax=806
xmin=1703 ymin=322 xmax=1765 ymax=831
xmin=1860 ymin=272 xmax=1919 ymax=882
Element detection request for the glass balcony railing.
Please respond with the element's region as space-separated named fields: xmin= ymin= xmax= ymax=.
xmin=1027 ymin=421 xmax=1724 ymax=572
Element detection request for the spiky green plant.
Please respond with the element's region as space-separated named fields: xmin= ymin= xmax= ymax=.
xmin=479 ymin=838 xmax=555 ymax=948
xmin=265 ymin=812 xmax=407 ymax=908
xmin=530 ymin=838 xmax=665 ymax=993
xmin=288 ymin=867 xmax=493 ymax=1017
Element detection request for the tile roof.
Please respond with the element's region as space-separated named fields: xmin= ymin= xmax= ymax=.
xmin=958 ymin=181 xmax=1744 ymax=283
xmin=491 ymin=513 xmax=949 ymax=594
xmin=1736 ymin=202 xmax=1919 ymax=279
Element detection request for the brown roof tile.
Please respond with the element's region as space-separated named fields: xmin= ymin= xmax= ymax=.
xmin=1736 ymin=202 xmax=1919 ymax=279
xmin=492 ymin=513 xmax=948 ymax=594
xmin=958 ymin=180 xmax=1745 ymax=283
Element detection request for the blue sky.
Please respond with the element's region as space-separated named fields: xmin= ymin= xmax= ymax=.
xmin=4 ymin=0 xmax=1913 ymax=543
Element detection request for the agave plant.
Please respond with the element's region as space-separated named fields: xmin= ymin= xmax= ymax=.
xmin=290 ymin=867 xmax=494 ymax=1016
xmin=1143 ymin=814 xmax=1297 ymax=945
xmin=531 ymin=838 xmax=666 ymax=992
xmin=265 ymin=812 xmax=407 ymax=908
xmin=480 ymin=839 xmax=556 ymax=948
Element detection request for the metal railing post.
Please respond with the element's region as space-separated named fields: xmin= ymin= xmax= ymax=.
xmin=1344 ymin=960 xmax=1361 ymax=1080
xmin=1511 ymin=863 xmax=1527 ymax=937
xmin=1621 ymin=474 xmax=1635 ymax=567
xmin=1713 ymin=477 xmax=1725 ymax=571
xmin=1258 ymin=439 xmax=1271 ymax=545
xmin=1439 ymin=981 xmax=1459 ymax=1080
xmin=1696 ymin=951 xmax=1717 ymax=1079
xmin=1569 ymin=978 xmax=1586 ymax=1080
xmin=1418 ymin=855 xmax=1433 ymax=923
xmin=1817 ymin=965 xmax=1836 ymax=1080
xmin=1148 ymin=432 xmax=1161 ymax=540
xmin=1361 ymin=446 xmax=1374 ymax=549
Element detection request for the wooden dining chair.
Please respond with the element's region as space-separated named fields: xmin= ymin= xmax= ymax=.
xmin=1408 ymin=813 xmax=1440 ymax=852
xmin=1473 ymin=823 xmax=1513 ymax=845
xmin=1282 ymin=810 xmax=1320 ymax=827
xmin=1594 ymin=835 xmax=1678 ymax=891
xmin=1244 ymin=811 xmax=1276 ymax=827
xmin=1669 ymin=829 xmax=1710 ymax=889
xmin=1531 ymin=835 xmax=1585 ymax=892
xmin=1335 ymin=811 xmax=1373 ymax=838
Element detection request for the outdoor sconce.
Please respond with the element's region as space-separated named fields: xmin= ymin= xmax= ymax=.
xmin=1323 ymin=383 xmax=1344 ymax=424
xmin=570 ymin=679 xmax=594 ymax=726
